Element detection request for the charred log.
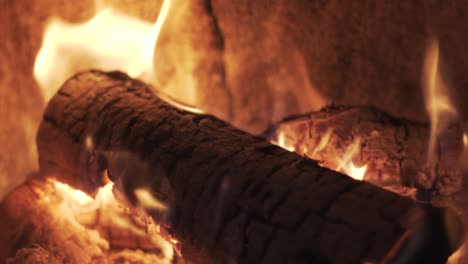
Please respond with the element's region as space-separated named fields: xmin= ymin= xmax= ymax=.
xmin=37 ymin=70 xmax=462 ymax=264
xmin=264 ymin=106 xmax=465 ymax=197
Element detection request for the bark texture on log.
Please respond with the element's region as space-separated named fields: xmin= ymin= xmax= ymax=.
xmin=37 ymin=70 xmax=462 ymax=264
xmin=265 ymin=106 xmax=465 ymax=197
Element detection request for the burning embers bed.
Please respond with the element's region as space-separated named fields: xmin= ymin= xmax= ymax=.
xmin=0 ymin=177 xmax=176 ymax=263
xmin=2 ymin=0 xmax=468 ymax=263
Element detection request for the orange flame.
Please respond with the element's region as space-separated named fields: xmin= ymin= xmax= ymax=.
xmin=34 ymin=1 xmax=172 ymax=102
xmin=53 ymin=180 xmax=96 ymax=206
xmin=463 ymin=133 xmax=467 ymax=149
xmin=335 ymin=137 xmax=367 ymax=180
xmin=342 ymin=162 xmax=367 ymax=181
xmin=422 ymin=37 xmax=458 ymax=166
xmin=273 ymin=130 xmax=296 ymax=152
xmin=310 ymin=128 xmax=333 ymax=157
xmin=134 ymin=188 xmax=168 ymax=211
xmin=50 ymin=179 xmax=174 ymax=260
xmin=272 ymin=130 xmax=367 ymax=181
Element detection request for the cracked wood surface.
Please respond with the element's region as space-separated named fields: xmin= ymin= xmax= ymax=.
xmin=265 ymin=106 xmax=465 ymax=197
xmin=36 ymin=70 xmax=460 ymax=264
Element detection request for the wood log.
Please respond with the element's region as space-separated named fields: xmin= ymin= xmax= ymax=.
xmin=264 ymin=106 xmax=465 ymax=197
xmin=0 ymin=178 xmax=174 ymax=263
xmin=0 ymin=178 xmax=108 ymax=263
xmin=37 ymin=70 xmax=462 ymax=264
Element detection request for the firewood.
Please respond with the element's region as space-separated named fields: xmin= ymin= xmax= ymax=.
xmin=264 ymin=106 xmax=465 ymax=197
xmin=0 ymin=178 xmax=174 ymax=263
xmin=6 ymin=246 xmax=61 ymax=264
xmin=0 ymin=179 xmax=108 ymax=263
xmin=36 ymin=70 xmax=462 ymax=264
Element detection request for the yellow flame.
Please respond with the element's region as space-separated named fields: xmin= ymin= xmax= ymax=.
xmin=34 ymin=1 xmax=172 ymax=102
xmin=134 ymin=188 xmax=168 ymax=211
xmin=335 ymin=138 xmax=367 ymax=180
xmin=463 ymin=133 xmax=467 ymax=149
xmin=343 ymin=162 xmax=367 ymax=181
xmin=94 ymin=181 xmax=116 ymax=205
xmin=147 ymin=0 xmax=172 ymax=69
xmin=272 ymin=128 xmax=367 ymax=180
xmin=310 ymin=128 xmax=333 ymax=157
xmin=422 ymin=37 xmax=458 ymax=166
xmin=273 ymin=130 xmax=295 ymax=152
xmin=53 ymin=180 xmax=95 ymax=206
xmin=335 ymin=138 xmax=360 ymax=171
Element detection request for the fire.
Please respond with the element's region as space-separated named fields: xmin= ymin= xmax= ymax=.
xmin=463 ymin=133 xmax=467 ymax=149
xmin=342 ymin=162 xmax=368 ymax=181
xmin=310 ymin=128 xmax=333 ymax=157
xmin=134 ymin=188 xmax=168 ymax=211
xmin=334 ymin=137 xmax=367 ymax=180
xmin=422 ymin=37 xmax=458 ymax=167
xmin=273 ymin=130 xmax=296 ymax=152
xmin=53 ymin=180 xmax=95 ymax=207
xmin=271 ymin=130 xmax=367 ymax=180
xmin=48 ymin=179 xmax=175 ymax=261
xmin=34 ymin=1 xmax=172 ymax=102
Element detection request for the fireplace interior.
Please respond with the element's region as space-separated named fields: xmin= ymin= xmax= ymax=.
xmin=0 ymin=0 xmax=468 ymax=263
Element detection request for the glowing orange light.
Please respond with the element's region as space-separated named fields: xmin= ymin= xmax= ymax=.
xmin=34 ymin=1 xmax=173 ymax=103
xmin=134 ymin=188 xmax=168 ymax=211
xmin=271 ymin=128 xmax=367 ymax=181
xmin=273 ymin=130 xmax=295 ymax=152
xmin=422 ymin=37 xmax=458 ymax=165
xmin=310 ymin=128 xmax=333 ymax=157
xmin=343 ymin=162 xmax=367 ymax=181
xmin=334 ymin=138 xmax=367 ymax=180
xmin=463 ymin=133 xmax=467 ymax=149
xmin=53 ymin=180 xmax=94 ymax=206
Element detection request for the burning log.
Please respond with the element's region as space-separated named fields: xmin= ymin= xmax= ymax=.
xmin=0 ymin=178 xmax=107 ymax=263
xmin=0 ymin=178 xmax=174 ymax=263
xmin=37 ymin=70 xmax=462 ymax=263
xmin=265 ymin=106 xmax=465 ymax=198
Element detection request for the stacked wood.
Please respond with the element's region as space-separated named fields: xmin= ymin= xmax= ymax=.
xmin=264 ymin=106 xmax=465 ymax=197
xmin=36 ymin=70 xmax=463 ymax=263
